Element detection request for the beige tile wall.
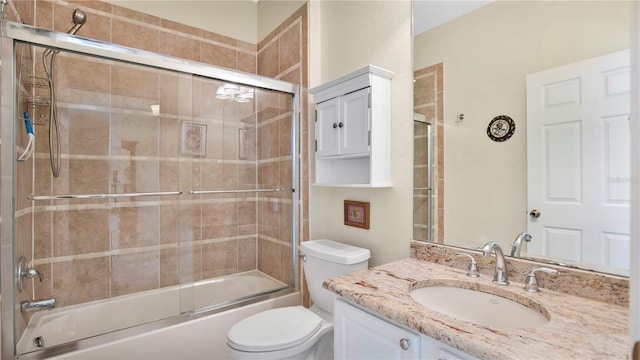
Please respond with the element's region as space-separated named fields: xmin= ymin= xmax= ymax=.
xmin=8 ymin=0 xmax=308 ymax=332
xmin=414 ymin=63 xmax=443 ymax=243
xmin=256 ymin=4 xmax=308 ymax=295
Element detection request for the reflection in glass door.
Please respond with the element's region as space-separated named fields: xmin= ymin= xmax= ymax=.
xmin=413 ymin=114 xmax=432 ymax=242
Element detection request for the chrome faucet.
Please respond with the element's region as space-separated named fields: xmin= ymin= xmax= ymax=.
xmin=16 ymin=256 xmax=44 ymax=292
xmin=482 ymin=242 xmax=509 ymax=285
xmin=510 ymin=232 xmax=532 ymax=257
xmin=524 ymin=267 xmax=559 ymax=292
xmin=21 ymin=297 xmax=56 ymax=313
xmin=23 ymin=268 xmax=44 ymax=282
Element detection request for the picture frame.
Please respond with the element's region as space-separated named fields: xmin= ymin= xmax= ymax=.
xmin=180 ymin=121 xmax=207 ymax=156
xmin=344 ymin=200 xmax=370 ymax=229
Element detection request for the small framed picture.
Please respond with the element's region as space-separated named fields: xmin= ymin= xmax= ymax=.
xmin=344 ymin=200 xmax=370 ymax=229
xmin=180 ymin=121 xmax=207 ymax=156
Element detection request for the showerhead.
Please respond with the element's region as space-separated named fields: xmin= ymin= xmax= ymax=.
xmin=43 ymin=8 xmax=87 ymax=57
xmin=67 ymin=9 xmax=87 ymax=35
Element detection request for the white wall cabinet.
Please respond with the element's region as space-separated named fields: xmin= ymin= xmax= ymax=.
xmin=310 ymin=65 xmax=393 ymax=187
xmin=315 ymin=88 xmax=371 ymax=158
xmin=334 ymin=299 xmax=480 ymax=360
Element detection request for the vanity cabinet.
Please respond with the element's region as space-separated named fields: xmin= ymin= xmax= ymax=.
xmin=334 ymin=299 xmax=479 ymax=360
xmin=309 ymin=65 xmax=393 ymax=187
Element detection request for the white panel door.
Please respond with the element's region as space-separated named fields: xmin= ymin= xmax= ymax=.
xmin=527 ymin=50 xmax=630 ymax=269
xmin=340 ymin=88 xmax=371 ymax=156
xmin=315 ymin=97 xmax=340 ymax=157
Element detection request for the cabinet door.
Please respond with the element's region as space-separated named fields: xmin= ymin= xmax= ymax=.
xmin=340 ymin=87 xmax=371 ymax=156
xmin=335 ymin=300 xmax=420 ymax=359
xmin=315 ymin=97 xmax=341 ymax=157
xmin=421 ymin=335 xmax=480 ymax=360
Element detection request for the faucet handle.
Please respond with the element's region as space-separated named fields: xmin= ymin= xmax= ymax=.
xmin=16 ymin=256 xmax=45 ymax=292
xmin=524 ymin=267 xmax=558 ymax=293
xmin=24 ymin=268 xmax=44 ymax=282
xmin=456 ymin=253 xmax=480 ymax=278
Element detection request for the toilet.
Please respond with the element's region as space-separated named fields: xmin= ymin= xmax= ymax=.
xmin=227 ymin=239 xmax=370 ymax=360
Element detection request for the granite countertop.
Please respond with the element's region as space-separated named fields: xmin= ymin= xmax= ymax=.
xmin=323 ymin=258 xmax=628 ymax=360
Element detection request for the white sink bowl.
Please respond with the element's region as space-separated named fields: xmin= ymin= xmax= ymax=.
xmin=410 ymin=285 xmax=549 ymax=329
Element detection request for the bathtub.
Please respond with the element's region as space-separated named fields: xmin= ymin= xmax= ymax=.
xmin=17 ymin=271 xmax=297 ymax=358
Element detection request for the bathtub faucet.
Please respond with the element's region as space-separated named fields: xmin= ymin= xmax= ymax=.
xmin=16 ymin=256 xmax=45 ymax=292
xmin=21 ymin=297 xmax=56 ymax=313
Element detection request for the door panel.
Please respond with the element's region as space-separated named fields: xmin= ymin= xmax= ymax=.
xmin=316 ymin=97 xmax=340 ymax=157
xmin=341 ymin=88 xmax=370 ymax=156
xmin=527 ymin=50 xmax=630 ymax=270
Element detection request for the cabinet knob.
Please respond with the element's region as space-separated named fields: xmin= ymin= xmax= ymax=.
xmin=399 ymin=338 xmax=411 ymax=351
xmin=332 ymin=123 xmax=338 ymax=129
xmin=529 ymin=209 xmax=541 ymax=218
xmin=338 ymin=122 xmax=344 ymax=128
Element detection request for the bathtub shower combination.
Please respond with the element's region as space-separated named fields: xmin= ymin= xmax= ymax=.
xmin=0 ymin=18 xmax=299 ymax=359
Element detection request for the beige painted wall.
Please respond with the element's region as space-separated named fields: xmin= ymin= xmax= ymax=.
xmin=104 ymin=0 xmax=258 ymax=43
xmin=257 ymin=0 xmax=305 ymax=42
xmin=308 ymin=0 xmax=413 ymax=266
xmin=107 ymin=0 xmax=304 ymax=44
xmin=414 ymin=1 xmax=632 ymax=249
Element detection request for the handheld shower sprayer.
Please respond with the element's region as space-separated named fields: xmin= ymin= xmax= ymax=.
xmin=43 ymin=9 xmax=86 ymax=57
xmin=67 ymin=8 xmax=87 ymax=35
xmin=43 ymin=8 xmax=87 ymax=177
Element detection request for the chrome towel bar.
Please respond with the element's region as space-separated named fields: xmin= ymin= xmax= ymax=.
xmin=27 ymin=191 xmax=182 ymax=201
xmin=189 ymin=188 xmax=285 ymax=195
xmin=27 ymin=188 xmax=286 ymax=201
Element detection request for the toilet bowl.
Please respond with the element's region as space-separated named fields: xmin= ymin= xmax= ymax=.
xmin=227 ymin=306 xmax=332 ymax=360
xmin=227 ymin=240 xmax=370 ymax=360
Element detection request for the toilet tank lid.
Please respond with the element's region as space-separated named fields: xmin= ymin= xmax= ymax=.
xmin=300 ymin=240 xmax=370 ymax=265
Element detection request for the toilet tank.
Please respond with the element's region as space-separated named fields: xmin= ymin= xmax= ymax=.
xmin=299 ymin=239 xmax=370 ymax=314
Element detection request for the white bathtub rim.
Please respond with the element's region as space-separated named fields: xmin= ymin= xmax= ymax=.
xmin=43 ymin=292 xmax=301 ymax=360
xmin=17 ymin=270 xmax=289 ymax=355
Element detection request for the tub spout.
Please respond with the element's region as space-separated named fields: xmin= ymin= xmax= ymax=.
xmin=21 ymin=297 xmax=56 ymax=313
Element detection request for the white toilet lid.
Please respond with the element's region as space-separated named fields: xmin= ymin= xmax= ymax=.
xmin=227 ymin=306 xmax=322 ymax=352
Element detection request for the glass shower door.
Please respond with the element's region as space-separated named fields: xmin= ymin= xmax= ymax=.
xmin=3 ymin=21 xmax=298 ymax=358
xmin=413 ymin=119 xmax=433 ymax=242
xmin=179 ymin=76 xmax=294 ymax=312
xmin=13 ymin=44 xmax=187 ymax=355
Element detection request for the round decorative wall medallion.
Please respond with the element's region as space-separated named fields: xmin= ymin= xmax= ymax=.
xmin=487 ymin=115 xmax=515 ymax=142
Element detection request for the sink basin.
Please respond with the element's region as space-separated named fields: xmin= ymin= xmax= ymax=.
xmin=410 ymin=286 xmax=549 ymax=329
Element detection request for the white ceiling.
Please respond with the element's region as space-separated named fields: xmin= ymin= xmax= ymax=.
xmin=413 ymin=0 xmax=493 ymax=36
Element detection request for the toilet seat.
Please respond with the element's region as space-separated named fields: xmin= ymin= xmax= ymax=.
xmin=228 ymin=306 xmax=323 ymax=352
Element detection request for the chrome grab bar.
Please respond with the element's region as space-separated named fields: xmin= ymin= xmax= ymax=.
xmin=28 ymin=188 xmax=285 ymax=201
xmin=27 ymin=191 xmax=182 ymax=201
xmin=189 ymin=188 xmax=285 ymax=195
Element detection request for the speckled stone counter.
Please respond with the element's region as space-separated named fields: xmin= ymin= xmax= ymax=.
xmin=324 ymin=257 xmax=628 ymax=360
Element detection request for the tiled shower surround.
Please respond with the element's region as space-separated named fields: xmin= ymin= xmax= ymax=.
xmin=8 ymin=0 xmax=309 ymax=336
